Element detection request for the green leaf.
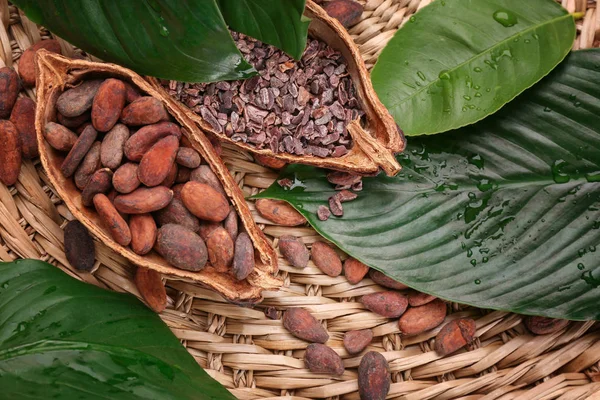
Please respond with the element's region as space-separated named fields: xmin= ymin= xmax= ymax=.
xmin=0 ymin=259 xmax=235 ymax=399
xmin=217 ymin=0 xmax=310 ymax=60
xmin=371 ymin=0 xmax=576 ymax=136
xmin=12 ymin=0 xmax=257 ymax=83
xmin=257 ymin=50 xmax=600 ymax=321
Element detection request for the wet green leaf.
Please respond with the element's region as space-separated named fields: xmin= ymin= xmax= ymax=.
xmin=0 ymin=259 xmax=235 ymax=399
xmin=371 ymin=0 xmax=575 ymax=135
xmin=257 ymin=50 xmax=600 ymax=321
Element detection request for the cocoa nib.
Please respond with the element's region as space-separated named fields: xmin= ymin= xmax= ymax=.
xmin=317 ymin=205 xmax=331 ymax=221
xmin=163 ymin=32 xmax=365 ymax=158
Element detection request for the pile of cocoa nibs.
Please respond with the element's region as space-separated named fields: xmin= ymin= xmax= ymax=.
xmin=164 ymin=32 xmax=364 ymax=158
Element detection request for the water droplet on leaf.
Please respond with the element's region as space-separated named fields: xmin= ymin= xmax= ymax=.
xmin=493 ymin=10 xmax=518 ymax=27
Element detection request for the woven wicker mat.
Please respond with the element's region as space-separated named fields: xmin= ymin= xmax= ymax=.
xmin=1 ymin=0 xmax=600 ymax=399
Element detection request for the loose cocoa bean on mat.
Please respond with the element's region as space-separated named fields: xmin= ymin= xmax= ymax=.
xmin=369 ymin=269 xmax=409 ymax=290
xmin=0 ymin=120 xmax=21 ymax=186
xmin=64 ymin=220 xmax=95 ymax=272
xmin=323 ymin=0 xmax=364 ymax=28
xmin=255 ymin=198 xmax=307 ymax=226
xmin=524 ymin=316 xmax=569 ymax=335
xmin=398 ymin=299 xmax=447 ymax=336
xmin=10 ymin=97 xmax=37 ymax=158
xmin=434 ymin=318 xmax=476 ymax=356
xmin=19 ymin=40 xmax=61 ymax=86
xmin=361 ymin=291 xmax=408 ymax=318
xmin=344 ymin=257 xmax=369 ymax=284
xmin=343 ymin=329 xmax=373 ymax=355
xmin=279 ymin=235 xmax=310 ymax=268
xmin=134 ymin=267 xmax=167 ymax=313
xmin=358 ymin=351 xmax=390 ymax=400
xmin=0 ymin=67 xmax=20 ymax=118
xmin=311 ymin=241 xmax=342 ymax=277
xmin=155 ymin=224 xmax=208 ymax=272
xmin=304 ymin=343 xmax=345 ymax=375
xmin=283 ymin=308 xmax=329 ymax=343
xmin=408 ymin=291 xmax=437 ymax=307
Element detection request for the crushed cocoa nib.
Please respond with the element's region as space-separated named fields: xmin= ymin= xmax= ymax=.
xmin=317 ymin=205 xmax=331 ymax=221
xmin=164 ymin=32 xmax=365 ymax=158
xmin=335 ymin=189 xmax=357 ymax=202
xmin=328 ymin=195 xmax=343 ymax=217
xmin=278 ymin=178 xmax=293 ymax=188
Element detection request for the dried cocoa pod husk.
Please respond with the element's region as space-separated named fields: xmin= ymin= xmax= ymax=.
xmin=148 ymin=0 xmax=405 ymax=176
xmin=35 ymin=51 xmax=280 ymax=305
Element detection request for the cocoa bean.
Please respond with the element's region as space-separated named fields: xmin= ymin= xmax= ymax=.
xmin=56 ymin=79 xmax=103 ymax=117
xmin=434 ymin=318 xmax=476 ymax=356
xmin=255 ymin=198 xmax=306 ymax=226
xmin=254 ymin=153 xmax=287 ymax=169
xmin=114 ymin=186 xmax=173 ymax=214
xmin=408 ymin=291 xmax=437 ymax=307
xmin=524 ymin=316 xmax=569 ymax=335
xmin=311 ymin=241 xmax=342 ymax=277
xmin=129 ymin=214 xmax=157 ymax=256
xmin=93 ymin=193 xmax=132 ymax=246
xmin=100 ymin=123 xmax=130 ymax=169
xmin=304 ymin=343 xmax=344 ymax=375
xmin=81 ymin=168 xmax=113 ymax=207
xmin=207 ymin=226 xmax=234 ymax=272
xmin=91 ymin=78 xmax=126 ymax=132
xmin=0 ymin=67 xmax=20 ymax=118
xmin=120 ymin=96 xmax=169 ymax=126
xmin=326 ymin=171 xmax=361 ymax=186
xmin=278 ymin=235 xmax=309 ymax=268
xmin=369 ymin=269 xmax=408 ymax=290
xmin=9 ymin=97 xmax=37 ymax=158
xmin=154 ymin=198 xmax=200 ymax=232
xmin=198 ymin=221 xmax=222 ymax=241
xmin=19 ymin=40 xmax=61 ymax=86
xmin=0 ymin=120 xmax=21 ymax=186
xmin=282 ymin=308 xmax=329 ymax=343
xmin=74 ymin=141 xmax=101 ymax=190
xmin=124 ymin=82 xmax=142 ymax=103
xmin=181 ymin=181 xmax=230 ymax=222
xmin=44 ymin=122 xmax=78 ymax=152
xmin=61 ymin=124 xmax=98 ymax=178
xmin=76 ymin=122 xmax=93 ymax=135
xmin=155 ymin=224 xmax=208 ymax=271
xmin=64 ymin=220 xmax=95 ymax=272
xmin=176 ymin=147 xmax=201 ymax=168
xmin=344 ymin=258 xmax=369 ymax=285
xmin=112 ymin=163 xmax=140 ymax=194
xmin=134 ymin=267 xmax=166 ymax=313
xmin=398 ymin=299 xmax=447 ymax=336
xmin=159 ymin=163 xmax=178 ymax=188
xmin=224 ymin=209 xmax=239 ymax=241
xmin=323 ymin=0 xmax=364 ymax=28
xmin=124 ymin=121 xmax=181 ymax=161
xmin=233 ymin=232 xmax=254 ymax=280
xmin=57 ymin=111 xmax=91 ymax=129
xmin=343 ymin=329 xmax=373 ymax=355
xmin=361 ymin=291 xmax=408 ymax=318
xmin=190 ymin=165 xmax=226 ymax=196
xmin=138 ymin=135 xmax=179 ymax=187
xmin=176 ymin=166 xmax=191 ymax=183
xmin=358 ymin=352 xmax=390 ymax=400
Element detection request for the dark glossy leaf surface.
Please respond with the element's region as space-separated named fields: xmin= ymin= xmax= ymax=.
xmin=0 ymin=259 xmax=235 ymax=399
xmin=257 ymin=50 xmax=600 ymax=321
xmin=371 ymin=0 xmax=575 ymax=136
xmin=13 ymin=0 xmax=255 ymax=83
xmin=217 ymin=0 xmax=309 ymax=60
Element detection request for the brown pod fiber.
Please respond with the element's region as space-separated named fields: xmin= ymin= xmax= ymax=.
xmin=149 ymin=0 xmax=404 ymax=176
xmin=35 ymin=51 xmax=279 ymax=305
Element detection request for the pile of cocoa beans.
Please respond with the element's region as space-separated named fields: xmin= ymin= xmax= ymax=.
xmin=45 ymin=77 xmax=254 ymax=279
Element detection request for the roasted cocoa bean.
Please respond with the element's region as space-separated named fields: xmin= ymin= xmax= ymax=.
xmin=74 ymin=141 xmax=101 ymax=190
xmin=76 ymin=122 xmax=93 ymax=135
xmin=154 ymin=198 xmax=200 ymax=232
xmin=112 ymin=163 xmax=140 ymax=194
xmin=207 ymin=226 xmax=234 ymax=272
xmin=160 ymin=163 xmax=178 ymax=188
xmin=93 ymin=193 xmax=132 ymax=246
xmin=19 ymin=40 xmax=61 ymax=86
xmin=120 ymin=96 xmax=169 ymax=126
xmin=56 ymin=79 xmax=103 ymax=117
xmin=190 ymin=165 xmax=226 ymax=196
xmin=0 ymin=120 xmax=21 ymax=186
xmin=358 ymin=351 xmax=390 ymax=400
xmin=57 ymin=111 xmax=91 ymax=129
xmin=434 ymin=318 xmax=476 ymax=356
xmin=343 ymin=329 xmax=373 ymax=355
xmin=323 ymin=0 xmax=364 ymax=28
xmin=198 ymin=221 xmax=222 ymax=241
xmin=282 ymin=308 xmax=329 ymax=343
xmin=9 ymin=97 xmax=37 ymax=159
xmin=124 ymin=121 xmax=181 ymax=161
xmin=92 ymin=78 xmax=126 ymax=132
xmin=278 ymin=235 xmax=310 ymax=268
xmin=124 ymin=82 xmax=142 ymax=103
xmin=317 ymin=205 xmax=331 ymax=221
xmin=81 ymin=168 xmax=113 ymax=207
xmin=224 ymin=209 xmax=239 ymax=241
xmin=176 ymin=147 xmax=201 ymax=168
xmin=233 ymin=232 xmax=254 ymax=280
xmin=181 ymin=181 xmax=230 ymax=222
xmin=524 ymin=316 xmax=569 ymax=335
xmin=134 ymin=267 xmax=166 ymax=313
xmin=344 ymin=258 xmax=369 ymax=285
xmin=176 ymin=166 xmax=191 ymax=183
xmin=398 ymin=299 xmax=447 ymax=336
xmin=61 ymin=124 xmax=98 ymax=178
xmin=255 ymin=198 xmax=306 ymax=226
xmin=361 ymin=291 xmax=408 ymax=318
xmin=304 ymin=343 xmax=344 ymax=375
xmin=44 ymin=122 xmax=78 ymax=152
xmin=0 ymin=67 xmax=20 ymax=118
xmin=155 ymin=224 xmax=208 ymax=271
xmin=369 ymin=269 xmax=409 ymax=290
xmin=64 ymin=220 xmax=95 ymax=272
xmin=311 ymin=241 xmax=342 ymax=277
xmin=408 ymin=291 xmax=437 ymax=307
xmin=129 ymin=214 xmax=157 ymax=256
xmin=100 ymin=123 xmax=129 ymax=169
xmin=138 ymin=135 xmax=179 ymax=187
xmin=114 ymin=186 xmax=173 ymax=214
